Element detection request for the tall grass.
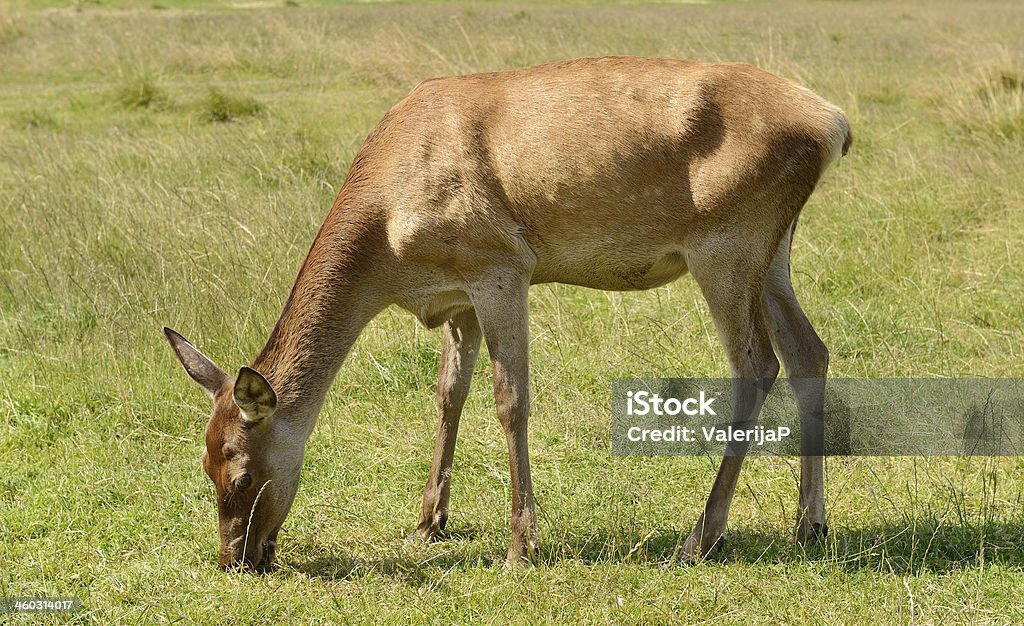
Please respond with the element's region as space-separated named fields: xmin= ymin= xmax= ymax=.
xmin=1 ymin=1 xmax=1023 ymax=623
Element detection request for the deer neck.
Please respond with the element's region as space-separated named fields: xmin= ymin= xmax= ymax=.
xmin=250 ymin=199 xmax=388 ymax=434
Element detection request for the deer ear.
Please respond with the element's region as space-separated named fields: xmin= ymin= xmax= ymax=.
xmin=233 ymin=367 xmax=277 ymax=423
xmin=163 ymin=327 xmax=228 ymax=397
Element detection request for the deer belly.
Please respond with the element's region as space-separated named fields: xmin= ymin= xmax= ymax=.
xmin=397 ymin=289 xmax=474 ymax=329
xmin=532 ymin=248 xmax=689 ymax=291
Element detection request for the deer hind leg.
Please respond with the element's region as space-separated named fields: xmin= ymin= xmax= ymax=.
xmin=680 ymin=238 xmax=781 ymax=561
xmin=415 ymin=307 xmax=482 ymax=540
xmin=762 ymin=222 xmax=829 ymax=544
xmin=470 ymin=270 xmax=537 ymax=566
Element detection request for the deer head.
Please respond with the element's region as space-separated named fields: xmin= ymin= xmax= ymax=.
xmin=163 ymin=327 xmax=303 ymax=570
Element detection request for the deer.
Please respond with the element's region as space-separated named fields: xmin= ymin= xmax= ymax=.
xmin=164 ymin=56 xmax=851 ymax=570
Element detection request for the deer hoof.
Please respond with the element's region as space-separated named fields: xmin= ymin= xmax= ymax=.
xmin=678 ymin=530 xmax=725 ymax=562
xmin=792 ymin=520 xmax=828 ymax=545
xmin=412 ymin=510 xmax=449 ymax=542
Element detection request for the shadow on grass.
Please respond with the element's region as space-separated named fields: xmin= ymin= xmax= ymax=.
xmin=278 ymin=516 xmax=1023 ymax=583
xmin=281 ymin=524 xmax=503 ymax=585
xmin=539 ymin=516 xmax=1024 ymax=574
xmin=287 ymin=553 xmax=438 ymax=585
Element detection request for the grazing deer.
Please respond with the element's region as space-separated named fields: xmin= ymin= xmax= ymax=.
xmin=164 ymin=56 xmax=851 ymax=569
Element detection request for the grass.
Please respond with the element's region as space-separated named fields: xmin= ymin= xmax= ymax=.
xmin=201 ymin=87 xmax=263 ymax=122
xmin=115 ymin=75 xmax=168 ymax=110
xmin=1 ymin=0 xmax=1023 ymax=623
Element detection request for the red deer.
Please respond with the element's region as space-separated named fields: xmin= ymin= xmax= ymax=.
xmin=164 ymin=56 xmax=851 ymax=569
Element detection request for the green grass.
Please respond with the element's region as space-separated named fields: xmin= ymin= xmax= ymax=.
xmin=115 ymin=74 xmax=169 ymax=110
xmin=1 ymin=0 xmax=1023 ymax=623
xmin=200 ymin=86 xmax=264 ymax=122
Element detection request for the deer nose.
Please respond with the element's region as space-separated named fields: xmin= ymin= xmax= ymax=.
xmin=263 ymin=540 xmax=277 ymax=565
xmin=219 ymin=537 xmax=267 ymax=570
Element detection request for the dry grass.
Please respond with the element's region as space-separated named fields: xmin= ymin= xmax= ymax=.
xmin=1 ymin=0 xmax=1023 ymax=624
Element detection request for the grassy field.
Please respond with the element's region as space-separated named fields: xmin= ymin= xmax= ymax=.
xmin=2 ymin=0 xmax=1023 ymax=623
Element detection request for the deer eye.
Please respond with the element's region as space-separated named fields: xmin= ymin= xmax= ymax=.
xmin=234 ymin=473 xmax=252 ymax=491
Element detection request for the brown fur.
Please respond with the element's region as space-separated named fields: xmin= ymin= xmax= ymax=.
xmin=166 ymin=56 xmax=850 ymax=568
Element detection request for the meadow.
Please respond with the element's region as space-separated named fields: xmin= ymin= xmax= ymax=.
xmin=1 ymin=0 xmax=1023 ymax=623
